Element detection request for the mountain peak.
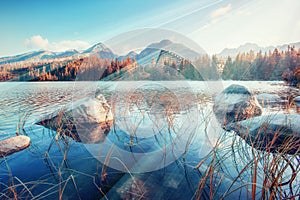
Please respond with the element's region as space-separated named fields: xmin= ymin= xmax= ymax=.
xmin=82 ymin=42 xmax=116 ymax=59
xmin=148 ymin=39 xmax=173 ymax=49
xmin=159 ymin=39 xmax=173 ymax=46
xmin=240 ymin=43 xmax=259 ymax=48
xmin=137 ymin=39 xmax=204 ymax=61
xmin=127 ymin=51 xmax=137 ymax=56
xmin=83 ymin=42 xmax=110 ymax=54
xmin=218 ymin=43 xmax=270 ymax=58
xmin=65 ymin=49 xmax=79 ymax=52
xmin=94 ymin=42 xmax=106 ymax=47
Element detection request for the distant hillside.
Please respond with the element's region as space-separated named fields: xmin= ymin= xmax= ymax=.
xmin=0 ymin=51 xmax=58 ymax=65
xmin=137 ymin=39 xmax=205 ymax=62
xmin=0 ymin=39 xmax=205 ymax=65
xmin=1 ymin=40 xmax=300 ymax=86
xmin=218 ymin=42 xmax=300 ymax=58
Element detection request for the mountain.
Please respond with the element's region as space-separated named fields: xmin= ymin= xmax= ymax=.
xmin=0 ymin=43 xmax=116 ymax=64
xmin=148 ymin=39 xmax=173 ymax=49
xmin=0 ymin=43 xmax=114 ymax=65
xmin=0 ymin=50 xmax=58 ymax=65
xmin=276 ymin=42 xmax=300 ymax=52
xmin=137 ymin=39 xmax=205 ymax=62
xmin=118 ymin=51 xmax=137 ymax=61
xmin=2 ymin=40 xmax=299 ymax=66
xmin=218 ymin=43 xmax=260 ymax=58
xmin=82 ymin=42 xmax=116 ymax=59
xmin=218 ymin=42 xmax=300 ymax=58
xmin=0 ymin=49 xmax=81 ymax=65
xmin=56 ymin=49 xmax=79 ymax=58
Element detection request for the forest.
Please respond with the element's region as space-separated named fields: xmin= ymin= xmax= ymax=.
xmin=220 ymin=46 xmax=300 ymax=87
xmin=0 ymin=46 xmax=299 ymax=87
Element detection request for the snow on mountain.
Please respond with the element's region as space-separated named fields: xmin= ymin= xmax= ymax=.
xmin=0 ymin=40 xmax=205 ymax=65
xmin=82 ymin=42 xmax=116 ymax=59
xmin=137 ymin=39 xmax=205 ymax=61
xmin=56 ymin=49 xmax=79 ymax=58
xmin=148 ymin=39 xmax=173 ymax=49
xmin=1 ymin=40 xmax=299 ymax=65
xmin=83 ymin=43 xmax=108 ymax=53
xmin=0 ymin=49 xmax=82 ymax=65
xmin=118 ymin=51 xmax=137 ymax=61
xmin=0 ymin=50 xmax=58 ymax=65
xmin=218 ymin=42 xmax=300 ymax=58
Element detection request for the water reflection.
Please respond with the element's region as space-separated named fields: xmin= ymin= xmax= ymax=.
xmin=0 ymin=81 xmax=299 ymax=199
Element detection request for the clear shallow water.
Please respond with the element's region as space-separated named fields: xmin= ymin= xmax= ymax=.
xmin=0 ymin=81 xmax=298 ymax=199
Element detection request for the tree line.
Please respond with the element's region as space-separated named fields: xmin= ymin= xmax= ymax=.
xmin=0 ymin=46 xmax=299 ymax=86
xmin=220 ymin=46 xmax=300 ymax=86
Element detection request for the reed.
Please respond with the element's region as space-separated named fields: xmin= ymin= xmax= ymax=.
xmin=194 ymin=113 xmax=300 ymax=199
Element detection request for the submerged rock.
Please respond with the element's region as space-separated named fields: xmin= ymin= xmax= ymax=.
xmin=0 ymin=135 xmax=30 ymax=157
xmin=227 ymin=114 xmax=300 ymax=154
xmin=213 ymin=84 xmax=262 ymax=126
xmin=117 ymin=177 xmax=149 ymax=200
xmin=37 ymin=94 xmax=113 ymax=144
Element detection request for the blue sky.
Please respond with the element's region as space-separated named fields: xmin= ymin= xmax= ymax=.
xmin=0 ymin=0 xmax=300 ymax=56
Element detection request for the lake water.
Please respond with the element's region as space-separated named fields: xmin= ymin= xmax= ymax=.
xmin=0 ymin=81 xmax=298 ymax=199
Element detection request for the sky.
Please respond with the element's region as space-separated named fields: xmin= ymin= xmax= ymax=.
xmin=0 ymin=0 xmax=299 ymax=57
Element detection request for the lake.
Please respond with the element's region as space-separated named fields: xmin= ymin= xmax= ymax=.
xmin=0 ymin=81 xmax=299 ymax=199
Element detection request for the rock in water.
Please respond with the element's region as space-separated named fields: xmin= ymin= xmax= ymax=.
xmin=213 ymin=84 xmax=262 ymax=127
xmin=222 ymin=84 xmax=251 ymax=95
xmin=227 ymin=114 xmax=300 ymax=154
xmin=294 ymin=96 xmax=300 ymax=107
xmin=37 ymin=94 xmax=114 ymax=144
xmin=256 ymin=93 xmax=282 ymax=107
xmin=0 ymin=135 xmax=30 ymax=157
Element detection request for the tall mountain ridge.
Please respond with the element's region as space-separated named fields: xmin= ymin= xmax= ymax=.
xmin=217 ymin=42 xmax=300 ymax=58
xmin=0 ymin=40 xmax=299 ymax=65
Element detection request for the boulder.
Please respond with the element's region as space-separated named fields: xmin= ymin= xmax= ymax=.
xmin=37 ymin=94 xmax=113 ymax=144
xmin=213 ymin=84 xmax=262 ymax=126
xmin=227 ymin=114 xmax=300 ymax=154
xmin=222 ymin=84 xmax=251 ymax=95
xmin=0 ymin=135 xmax=30 ymax=157
xmin=294 ymin=96 xmax=300 ymax=107
xmin=256 ymin=93 xmax=282 ymax=106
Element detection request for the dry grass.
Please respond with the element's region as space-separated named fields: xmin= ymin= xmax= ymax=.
xmin=194 ymin=114 xmax=300 ymax=200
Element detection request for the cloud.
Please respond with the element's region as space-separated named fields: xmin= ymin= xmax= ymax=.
xmin=196 ymin=3 xmax=232 ymax=33
xmin=24 ymin=35 xmax=49 ymax=49
xmin=24 ymin=35 xmax=90 ymax=51
xmin=210 ymin=3 xmax=232 ymax=19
